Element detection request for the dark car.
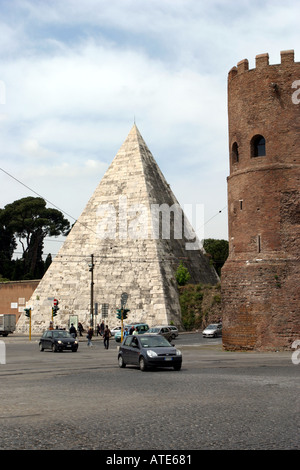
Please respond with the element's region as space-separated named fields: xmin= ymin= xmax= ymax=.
xmin=39 ymin=330 xmax=79 ymax=352
xmin=118 ymin=334 xmax=182 ymax=371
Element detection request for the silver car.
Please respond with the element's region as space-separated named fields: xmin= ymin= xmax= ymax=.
xmin=162 ymin=325 xmax=178 ymax=339
xmin=147 ymin=326 xmax=173 ymax=343
xmin=202 ymin=323 xmax=222 ymax=338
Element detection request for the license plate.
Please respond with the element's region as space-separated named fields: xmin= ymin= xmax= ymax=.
xmin=164 ymin=357 xmax=172 ymax=361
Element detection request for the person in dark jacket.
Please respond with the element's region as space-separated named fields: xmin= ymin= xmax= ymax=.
xmin=103 ymin=325 xmax=111 ymax=349
xmin=69 ymin=323 xmax=77 ymax=338
xmin=87 ymin=327 xmax=93 ymax=347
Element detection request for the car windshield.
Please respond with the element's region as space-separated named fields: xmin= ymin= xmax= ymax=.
xmin=140 ymin=336 xmax=171 ymax=348
xmin=53 ymin=331 xmax=73 ymax=338
xmin=207 ymin=325 xmax=217 ymax=329
xmin=148 ymin=328 xmax=159 ymax=333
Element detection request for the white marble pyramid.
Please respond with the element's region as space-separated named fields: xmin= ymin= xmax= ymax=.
xmin=17 ymin=125 xmax=218 ymax=333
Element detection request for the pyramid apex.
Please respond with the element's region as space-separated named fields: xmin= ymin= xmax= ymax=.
xmin=129 ymin=122 xmax=141 ymax=136
xmin=121 ymin=122 xmax=146 ymax=149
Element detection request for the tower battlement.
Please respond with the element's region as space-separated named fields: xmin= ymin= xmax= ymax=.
xmin=228 ymin=49 xmax=298 ymax=81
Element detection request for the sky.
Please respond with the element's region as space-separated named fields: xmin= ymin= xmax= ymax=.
xmin=0 ymin=0 xmax=299 ymax=259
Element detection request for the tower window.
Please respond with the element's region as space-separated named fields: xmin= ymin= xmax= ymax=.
xmin=257 ymin=235 xmax=261 ymax=253
xmin=231 ymin=142 xmax=239 ymax=163
xmin=251 ymin=135 xmax=266 ymax=157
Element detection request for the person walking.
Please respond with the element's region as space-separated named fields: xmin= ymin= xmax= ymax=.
xmin=100 ymin=320 xmax=105 ymax=336
xmin=78 ymin=322 xmax=83 ymax=336
xmin=87 ymin=327 xmax=93 ymax=347
xmin=103 ymin=325 xmax=111 ymax=350
xmin=69 ymin=323 xmax=77 ymax=338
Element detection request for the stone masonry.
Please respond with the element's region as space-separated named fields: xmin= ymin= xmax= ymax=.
xmin=17 ymin=125 xmax=219 ymax=333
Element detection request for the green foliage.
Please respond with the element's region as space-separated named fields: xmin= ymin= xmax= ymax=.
xmin=0 ymin=197 xmax=70 ymax=280
xmin=179 ymin=283 xmax=221 ymax=330
xmin=175 ymin=262 xmax=191 ymax=286
xmin=203 ymin=239 xmax=229 ymax=276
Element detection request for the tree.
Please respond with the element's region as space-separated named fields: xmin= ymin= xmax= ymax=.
xmin=203 ymin=239 xmax=229 ymax=276
xmin=0 ymin=209 xmax=17 ymax=279
xmin=0 ymin=197 xmax=70 ymax=279
xmin=175 ymin=262 xmax=191 ymax=286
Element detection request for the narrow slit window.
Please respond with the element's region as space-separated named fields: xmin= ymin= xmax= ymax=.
xmin=257 ymin=235 xmax=261 ymax=253
xmin=232 ymin=142 xmax=239 ymax=163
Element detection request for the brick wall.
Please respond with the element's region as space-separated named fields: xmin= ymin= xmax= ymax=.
xmin=222 ymin=50 xmax=300 ymax=351
xmin=0 ymin=280 xmax=40 ymax=322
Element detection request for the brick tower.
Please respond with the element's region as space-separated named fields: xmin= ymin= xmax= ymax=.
xmin=222 ymin=50 xmax=300 ymax=351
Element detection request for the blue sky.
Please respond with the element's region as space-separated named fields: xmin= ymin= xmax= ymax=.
xmin=0 ymin=0 xmax=299 ymax=256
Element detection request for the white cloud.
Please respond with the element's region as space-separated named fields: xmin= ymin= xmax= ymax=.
xmin=0 ymin=0 xmax=299 ymax=250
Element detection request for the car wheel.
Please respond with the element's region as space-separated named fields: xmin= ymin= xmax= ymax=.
xmin=52 ymin=343 xmax=57 ymax=352
xmin=72 ymin=347 xmax=78 ymax=352
xmin=39 ymin=343 xmax=44 ymax=352
xmin=118 ymin=355 xmax=126 ymax=368
xmin=139 ymin=356 xmax=147 ymax=371
xmin=173 ymin=364 xmax=181 ymax=371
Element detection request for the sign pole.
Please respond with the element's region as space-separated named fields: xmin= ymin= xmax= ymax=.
xmin=29 ymin=309 xmax=31 ymax=341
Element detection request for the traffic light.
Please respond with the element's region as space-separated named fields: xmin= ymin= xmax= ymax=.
xmin=116 ymin=309 xmax=122 ymax=320
xmin=24 ymin=308 xmax=31 ymax=318
xmin=52 ymin=299 xmax=59 ymax=317
xmin=123 ymin=309 xmax=130 ymax=320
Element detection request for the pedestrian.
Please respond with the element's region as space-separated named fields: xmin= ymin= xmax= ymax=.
xmin=100 ymin=320 xmax=105 ymax=336
xmin=96 ymin=324 xmax=101 ymax=336
xmin=124 ymin=327 xmax=129 ymax=338
xmin=103 ymin=325 xmax=111 ymax=349
xmin=69 ymin=323 xmax=77 ymax=338
xmin=87 ymin=327 xmax=93 ymax=347
xmin=133 ymin=327 xmax=139 ymax=336
xmin=78 ymin=322 xmax=83 ymax=337
xmin=129 ymin=326 xmax=135 ymax=335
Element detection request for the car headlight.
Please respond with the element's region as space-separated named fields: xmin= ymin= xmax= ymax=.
xmin=147 ymin=350 xmax=158 ymax=358
xmin=57 ymin=340 xmax=62 ymax=344
xmin=176 ymin=349 xmax=182 ymax=356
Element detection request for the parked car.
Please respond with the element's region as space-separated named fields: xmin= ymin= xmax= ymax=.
xmin=164 ymin=325 xmax=178 ymax=339
xmin=147 ymin=326 xmax=173 ymax=342
xmin=114 ymin=323 xmax=149 ymax=342
xmin=202 ymin=323 xmax=222 ymax=338
xmin=110 ymin=326 xmax=121 ymax=336
xmin=39 ymin=330 xmax=79 ymax=352
xmin=118 ymin=334 xmax=182 ymax=371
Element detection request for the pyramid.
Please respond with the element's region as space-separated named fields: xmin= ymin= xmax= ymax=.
xmin=17 ymin=125 xmax=219 ymax=333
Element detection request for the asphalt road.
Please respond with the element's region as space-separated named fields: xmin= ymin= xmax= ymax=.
xmin=0 ymin=332 xmax=299 ymax=452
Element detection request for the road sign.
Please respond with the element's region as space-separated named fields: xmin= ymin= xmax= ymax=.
xmin=121 ymin=292 xmax=128 ymax=308
xmin=102 ymin=303 xmax=109 ymax=318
